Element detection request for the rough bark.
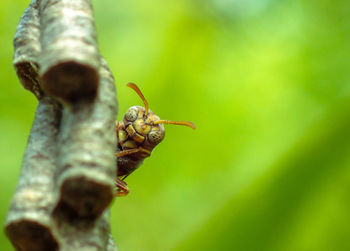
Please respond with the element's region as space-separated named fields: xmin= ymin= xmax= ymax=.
xmin=53 ymin=209 xmax=113 ymax=251
xmin=5 ymin=0 xmax=118 ymax=250
xmin=5 ymin=96 xmax=61 ymax=251
xmin=13 ymin=0 xmax=42 ymax=99
xmin=53 ymin=56 xmax=117 ymax=220
xmin=5 ymin=1 xmax=61 ymax=250
xmin=39 ymin=0 xmax=100 ymax=103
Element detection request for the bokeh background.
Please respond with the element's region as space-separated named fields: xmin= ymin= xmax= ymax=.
xmin=1 ymin=0 xmax=350 ymax=250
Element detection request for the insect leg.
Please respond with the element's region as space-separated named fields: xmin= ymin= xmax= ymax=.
xmin=115 ymin=178 xmax=130 ymax=197
xmin=115 ymin=148 xmax=141 ymax=157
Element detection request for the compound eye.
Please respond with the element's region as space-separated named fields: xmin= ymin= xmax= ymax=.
xmin=148 ymin=130 xmax=164 ymax=145
xmin=125 ymin=108 xmax=138 ymax=122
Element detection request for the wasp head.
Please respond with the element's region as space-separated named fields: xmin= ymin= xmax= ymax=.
xmin=123 ymin=106 xmax=165 ymax=151
xmin=119 ymin=83 xmax=195 ymax=156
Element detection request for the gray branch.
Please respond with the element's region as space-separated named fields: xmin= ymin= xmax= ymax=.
xmin=13 ymin=0 xmax=42 ymax=99
xmin=53 ymin=56 xmax=117 ymax=219
xmin=5 ymin=0 xmax=118 ymax=250
xmin=53 ymin=209 xmax=113 ymax=251
xmin=5 ymin=96 xmax=61 ymax=251
xmin=39 ymin=0 xmax=100 ymax=103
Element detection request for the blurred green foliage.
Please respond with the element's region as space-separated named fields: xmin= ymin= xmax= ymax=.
xmin=1 ymin=0 xmax=350 ymax=250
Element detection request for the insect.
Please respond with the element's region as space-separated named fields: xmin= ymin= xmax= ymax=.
xmin=115 ymin=83 xmax=196 ymax=196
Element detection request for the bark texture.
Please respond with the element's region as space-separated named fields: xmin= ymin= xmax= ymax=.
xmin=5 ymin=96 xmax=61 ymax=251
xmin=5 ymin=0 xmax=118 ymax=250
xmin=53 ymin=57 xmax=117 ymax=220
xmin=13 ymin=0 xmax=42 ymax=99
xmin=39 ymin=0 xmax=100 ymax=103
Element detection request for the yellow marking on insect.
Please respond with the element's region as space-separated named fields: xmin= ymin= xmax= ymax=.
xmin=118 ymin=129 xmax=128 ymax=143
xmin=122 ymin=140 xmax=137 ymax=149
xmin=133 ymin=118 xmax=152 ymax=135
xmin=126 ymin=124 xmax=145 ymax=143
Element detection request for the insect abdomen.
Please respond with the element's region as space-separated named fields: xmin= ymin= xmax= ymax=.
xmin=116 ymin=154 xmax=144 ymax=176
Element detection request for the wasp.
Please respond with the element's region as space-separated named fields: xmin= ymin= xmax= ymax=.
xmin=115 ymin=83 xmax=196 ymax=196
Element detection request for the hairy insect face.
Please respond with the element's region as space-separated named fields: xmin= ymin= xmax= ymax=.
xmin=120 ymin=106 xmax=165 ymax=155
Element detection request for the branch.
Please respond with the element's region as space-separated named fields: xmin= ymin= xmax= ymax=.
xmin=5 ymin=96 xmax=61 ymax=250
xmin=53 ymin=209 xmax=114 ymax=250
xmin=5 ymin=1 xmax=61 ymax=249
xmin=51 ymin=56 xmax=118 ymax=250
xmin=39 ymin=0 xmax=100 ymax=103
xmin=53 ymin=56 xmax=117 ymax=219
xmin=13 ymin=0 xmax=42 ymax=99
xmin=5 ymin=0 xmax=119 ymax=250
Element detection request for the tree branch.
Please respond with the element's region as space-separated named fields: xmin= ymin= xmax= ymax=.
xmin=5 ymin=1 xmax=61 ymax=250
xmin=5 ymin=96 xmax=61 ymax=251
xmin=13 ymin=0 xmax=42 ymax=99
xmin=53 ymin=56 xmax=117 ymax=220
xmin=5 ymin=0 xmax=119 ymax=250
xmin=39 ymin=0 xmax=100 ymax=103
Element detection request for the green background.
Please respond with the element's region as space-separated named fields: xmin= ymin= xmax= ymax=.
xmin=1 ymin=0 xmax=350 ymax=250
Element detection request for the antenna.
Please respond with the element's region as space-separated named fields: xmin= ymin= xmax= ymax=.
xmin=153 ymin=120 xmax=196 ymax=129
xmin=127 ymin=82 xmax=149 ymax=116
